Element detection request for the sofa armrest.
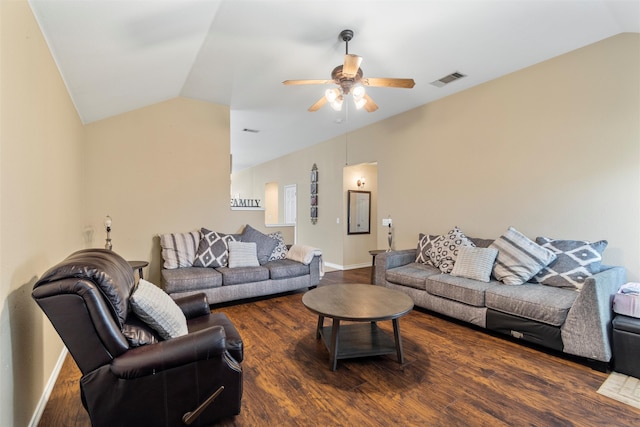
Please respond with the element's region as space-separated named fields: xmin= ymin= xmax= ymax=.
xmin=309 ymin=254 xmax=322 ymax=286
xmin=561 ymin=265 xmax=626 ymax=362
xmin=373 ymin=249 xmax=416 ymax=286
xmin=174 ymin=293 xmax=210 ymax=319
xmin=111 ymin=326 xmax=227 ymax=379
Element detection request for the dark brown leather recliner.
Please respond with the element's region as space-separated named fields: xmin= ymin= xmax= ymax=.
xmin=32 ymin=248 xmax=244 ymax=427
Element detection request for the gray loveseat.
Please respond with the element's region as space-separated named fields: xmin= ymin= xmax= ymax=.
xmin=160 ymin=225 xmax=322 ymax=305
xmin=374 ymin=230 xmax=626 ymax=368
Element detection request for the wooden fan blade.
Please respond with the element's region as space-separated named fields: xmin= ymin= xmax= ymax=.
xmin=363 ymin=94 xmax=378 ymax=112
xmin=362 ymin=77 xmax=415 ymax=88
xmin=343 ymin=54 xmax=363 ymax=78
xmin=283 ymin=79 xmax=333 ymax=86
xmin=308 ymin=96 xmax=327 ymax=112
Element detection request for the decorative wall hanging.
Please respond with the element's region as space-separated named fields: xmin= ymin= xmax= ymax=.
xmin=310 ymin=164 xmax=318 ymax=224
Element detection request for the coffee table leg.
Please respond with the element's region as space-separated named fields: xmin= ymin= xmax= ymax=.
xmin=329 ymin=318 xmax=340 ymax=371
xmin=316 ymin=315 xmax=324 ymax=339
xmin=392 ymin=318 xmax=404 ymax=364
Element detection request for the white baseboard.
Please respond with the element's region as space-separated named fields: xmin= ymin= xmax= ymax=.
xmin=29 ymin=347 xmax=68 ymax=427
xmin=323 ymin=262 xmax=371 ymax=271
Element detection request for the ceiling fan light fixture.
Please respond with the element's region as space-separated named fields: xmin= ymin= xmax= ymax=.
xmin=354 ymin=96 xmax=367 ymax=110
xmin=352 ymin=84 xmax=365 ymax=99
xmin=330 ymin=95 xmax=344 ymax=111
xmin=325 ymin=87 xmax=341 ymax=103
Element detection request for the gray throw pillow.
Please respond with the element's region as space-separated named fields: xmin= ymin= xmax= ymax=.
xmin=241 ymin=225 xmax=278 ymax=264
xmin=531 ymin=237 xmax=608 ymax=290
xmin=415 ymin=233 xmax=439 ymax=266
xmin=490 ymin=227 xmax=556 ymax=285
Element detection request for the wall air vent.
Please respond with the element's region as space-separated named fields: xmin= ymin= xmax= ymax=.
xmin=430 ymin=72 xmax=466 ymax=88
xmin=242 ymin=128 xmax=260 ymax=133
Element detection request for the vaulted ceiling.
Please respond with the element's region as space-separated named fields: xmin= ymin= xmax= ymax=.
xmin=29 ymin=1 xmax=639 ymax=171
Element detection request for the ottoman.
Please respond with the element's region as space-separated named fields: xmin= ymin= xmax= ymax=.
xmin=613 ymin=314 xmax=640 ymax=378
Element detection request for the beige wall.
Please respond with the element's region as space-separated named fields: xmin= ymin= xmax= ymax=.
xmin=83 ymin=97 xmax=290 ymax=284
xmin=1 ymin=7 xmax=638 ymax=425
xmin=370 ymin=33 xmax=640 ymax=280
xmin=235 ymin=33 xmax=640 ymax=281
xmin=1 ymin=1 xmax=86 ymax=425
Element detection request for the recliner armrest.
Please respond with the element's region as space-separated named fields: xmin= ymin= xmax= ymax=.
xmin=111 ymin=326 xmax=227 ymax=379
xmin=174 ymin=293 xmax=210 ymax=319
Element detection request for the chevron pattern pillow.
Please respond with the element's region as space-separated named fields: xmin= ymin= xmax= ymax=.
xmin=193 ymin=228 xmax=236 ymax=268
xmin=531 ymin=237 xmax=608 ymax=290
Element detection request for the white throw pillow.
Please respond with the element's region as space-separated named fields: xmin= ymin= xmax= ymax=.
xmin=450 ymin=246 xmax=499 ymax=282
xmin=130 ymin=279 xmax=188 ymax=340
xmin=228 ymin=241 xmax=260 ymax=268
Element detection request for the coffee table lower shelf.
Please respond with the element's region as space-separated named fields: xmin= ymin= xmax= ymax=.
xmin=318 ymin=322 xmax=398 ymax=367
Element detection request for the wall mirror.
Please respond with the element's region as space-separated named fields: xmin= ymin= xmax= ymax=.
xmin=347 ymin=190 xmax=371 ymax=235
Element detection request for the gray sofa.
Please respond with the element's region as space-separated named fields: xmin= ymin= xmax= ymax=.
xmin=162 ymin=256 xmax=322 ymax=305
xmin=374 ymin=239 xmax=626 ymax=367
xmin=160 ymin=225 xmax=321 ymax=305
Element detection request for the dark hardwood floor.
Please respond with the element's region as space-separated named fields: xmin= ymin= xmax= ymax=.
xmin=39 ymin=268 xmax=640 ymax=426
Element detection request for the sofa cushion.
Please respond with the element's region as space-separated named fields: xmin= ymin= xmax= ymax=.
xmin=429 ymin=226 xmax=475 ymax=274
xmin=451 ymin=246 xmax=499 ymax=283
xmin=386 ymin=262 xmax=440 ymax=290
xmin=193 ymin=228 xmax=236 ymax=268
xmin=159 ymin=231 xmax=201 ymax=269
xmin=264 ymin=259 xmax=310 ymax=280
xmin=241 ymin=225 xmax=278 ymax=265
xmin=489 ymin=227 xmax=556 ymax=285
xmin=425 ymin=273 xmax=500 ymax=307
xmin=485 ymin=283 xmax=578 ymax=327
xmin=130 ymin=279 xmax=188 ymax=340
xmin=415 ymin=233 xmax=438 ymax=266
xmin=228 ymin=241 xmax=260 ymax=268
xmin=217 ymin=266 xmax=270 ymax=286
xmin=531 ymin=237 xmax=608 ymax=290
xmin=268 ymin=232 xmax=289 ymax=261
xmin=162 ymin=267 xmax=223 ymax=293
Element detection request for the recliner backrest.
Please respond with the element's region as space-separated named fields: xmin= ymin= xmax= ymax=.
xmin=32 ymin=249 xmax=136 ymax=374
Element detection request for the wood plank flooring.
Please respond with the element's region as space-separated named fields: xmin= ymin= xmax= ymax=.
xmin=38 ymin=268 xmax=640 ymax=426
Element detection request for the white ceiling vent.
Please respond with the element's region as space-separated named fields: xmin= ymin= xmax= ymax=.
xmin=430 ymin=72 xmax=466 ymax=88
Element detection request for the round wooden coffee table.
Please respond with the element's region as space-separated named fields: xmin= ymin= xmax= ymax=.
xmin=302 ymin=284 xmax=413 ymax=371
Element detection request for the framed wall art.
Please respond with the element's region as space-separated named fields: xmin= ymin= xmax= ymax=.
xmin=310 ymin=163 xmax=318 ymax=224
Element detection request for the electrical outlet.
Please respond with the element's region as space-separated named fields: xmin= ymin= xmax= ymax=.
xmin=382 ymin=218 xmax=392 ymax=227
xmin=336 ymin=218 xmax=340 ymax=224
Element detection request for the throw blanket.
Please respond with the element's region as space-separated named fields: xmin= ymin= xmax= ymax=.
xmin=287 ymin=244 xmax=324 ymax=277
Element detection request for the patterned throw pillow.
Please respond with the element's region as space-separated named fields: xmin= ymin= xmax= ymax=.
xmin=130 ymin=279 xmax=188 ymax=340
xmin=268 ymin=232 xmax=288 ymax=261
xmin=450 ymin=246 xmax=499 ymax=282
xmin=429 ymin=227 xmax=476 ymax=274
xmin=193 ymin=228 xmax=236 ymax=268
xmin=531 ymin=237 xmax=608 ymax=290
xmin=415 ymin=233 xmax=439 ymax=266
xmin=159 ymin=231 xmax=201 ymax=269
xmin=490 ymin=227 xmax=557 ymax=285
xmin=228 ymin=241 xmax=260 ymax=268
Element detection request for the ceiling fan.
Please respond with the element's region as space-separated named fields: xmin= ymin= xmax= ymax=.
xmin=283 ymin=29 xmax=415 ymax=113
